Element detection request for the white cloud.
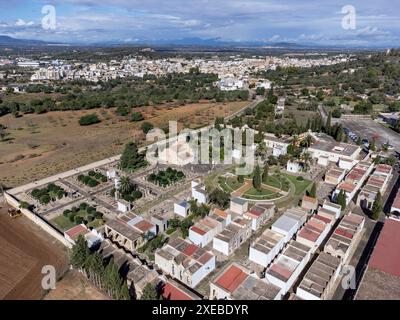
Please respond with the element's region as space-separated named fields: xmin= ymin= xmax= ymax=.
xmin=15 ymin=19 xmax=34 ymax=26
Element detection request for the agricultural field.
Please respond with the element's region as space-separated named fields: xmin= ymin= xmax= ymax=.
xmin=0 ymin=100 xmax=247 ymax=188
xmin=0 ymin=204 xmax=69 ymax=300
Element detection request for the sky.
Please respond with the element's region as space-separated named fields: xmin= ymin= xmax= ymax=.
xmin=0 ymin=0 xmax=399 ymax=47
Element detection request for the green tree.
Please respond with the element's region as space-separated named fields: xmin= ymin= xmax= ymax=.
xmin=70 ymin=235 xmax=89 ymax=270
xmin=79 ymin=113 xmax=101 ymax=126
xmin=141 ymin=121 xmax=154 ymax=134
xmin=253 ymin=164 xmax=262 ymax=191
xmin=262 ymin=164 xmax=269 ymax=183
xmin=308 ymin=182 xmax=317 ymax=198
xmin=325 ymin=111 xmax=332 ymax=135
xmin=118 ymin=176 xmax=134 ymax=196
xmin=86 ymin=251 xmax=105 ymax=289
xmin=371 ymin=192 xmax=382 ymax=220
xmin=237 ymin=174 xmax=244 ymax=183
xmin=337 ymin=190 xmax=347 ymax=211
xmin=131 ymin=112 xmax=144 ymax=122
xmin=104 ymin=258 xmax=123 ymax=299
xmin=209 ymin=189 xmax=230 ymax=209
xmin=140 ymin=283 xmax=159 ymax=300
xmin=119 ymin=282 xmax=131 ymax=300
xmin=387 ymin=156 xmax=397 ymax=167
xmin=369 ymin=138 xmax=376 ymax=151
xmin=119 ymin=142 xmax=146 ymax=171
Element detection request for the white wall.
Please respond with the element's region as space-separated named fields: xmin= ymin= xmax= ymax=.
xmin=213 ymin=237 xmax=229 ymax=256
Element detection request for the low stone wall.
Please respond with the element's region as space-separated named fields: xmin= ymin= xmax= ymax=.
xmin=4 ymin=192 xmax=73 ymax=249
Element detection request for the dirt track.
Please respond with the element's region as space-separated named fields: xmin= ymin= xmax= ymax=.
xmin=0 ymin=204 xmax=69 ymax=300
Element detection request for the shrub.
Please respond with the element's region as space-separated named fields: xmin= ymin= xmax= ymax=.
xmin=131 ymin=112 xmax=144 ymax=122
xmin=93 ymin=211 xmax=103 ymax=219
xmin=79 ymin=114 xmax=100 ymax=126
xmin=39 ymin=194 xmax=51 ymax=204
xmin=141 ymin=121 xmax=154 ymax=134
xmin=68 ymin=212 xmax=77 ymax=222
xmin=88 ymin=170 xmax=96 ymax=177
xmin=74 ymin=215 xmax=84 ymax=224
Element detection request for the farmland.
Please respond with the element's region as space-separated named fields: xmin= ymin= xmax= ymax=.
xmin=0 ymin=204 xmax=69 ymax=300
xmin=0 ymin=100 xmax=247 ymax=188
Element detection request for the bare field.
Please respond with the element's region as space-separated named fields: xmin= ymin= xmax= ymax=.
xmin=0 ymin=100 xmax=247 ymax=187
xmin=0 ymin=204 xmax=69 ymax=300
xmin=44 ymin=270 xmax=109 ymax=300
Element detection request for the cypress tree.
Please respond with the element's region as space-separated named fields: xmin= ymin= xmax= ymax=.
xmin=262 ymin=164 xmax=269 ymax=184
xmin=309 ymin=182 xmax=317 ymax=198
xmin=325 ymin=111 xmax=332 ymax=135
xmin=337 ymin=189 xmax=347 ymax=211
xmin=70 ymin=235 xmax=89 ymax=271
xmin=140 ymin=283 xmax=159 ymax=300
xmin=253 ymin=164 xmax=262 ymax=190
xmin=371 ymin=192 xmax=382 ymax=220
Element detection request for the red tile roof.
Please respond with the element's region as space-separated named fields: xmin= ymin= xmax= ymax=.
xmin=335 ymin=227 xmax=354 ymax=239
xmin=215 ymin=265 xmax=248 ymax=293
xmin=134 ymin=220 xmax=154 ymax=233
xmin=338 ymin=182 xmax=356 ymax=193
xmin=65 ymin=224 xmax=88 ymax=240
xmin=270 ymin=263 xmax=292 ymax=280
xmin=183 ymin=244 xmax=198 ymax=256
xmin=249 ymin=207 xmax=263 ymax=217
xmin=162 ymin=282 xmax=194 ymax=300
xmin=298 ymin=227 xmax=319 ymax=242
xmin=190 ymin=226 xmax=206 ymax=236
xmin=314 ymin=214 xmax=332 ymax=224
xmin=369 ymin=219 xmax=400 ymax=277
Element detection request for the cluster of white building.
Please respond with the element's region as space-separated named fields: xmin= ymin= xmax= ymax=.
xmin=245 ymin=190 xmax=365 ymax=300
xmin=24 ymin=53 xmax=350 ymax=83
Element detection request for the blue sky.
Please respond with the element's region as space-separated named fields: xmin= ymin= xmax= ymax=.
xmin=0 ymin=0 xmax=399 ymax=46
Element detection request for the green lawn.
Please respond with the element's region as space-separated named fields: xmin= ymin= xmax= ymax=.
xmin=51 ymin=209 xmax=105 ymax=231
xmin=218 ymin=176 xmax=244 ymax=193
xmin=51 ymin=215 xmax=76 ymax=230
xmin=263 ymin=174 xmax=290 ymax=191
xmin=281 ymin=173 xmax=312 ymax=195
xmin=243 ymin=187 xmax=281 ymax=200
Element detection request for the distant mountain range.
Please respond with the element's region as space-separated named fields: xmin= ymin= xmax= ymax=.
xmin=0 ymin=35 xmax=62 ymax=46
xmin=0 ymin=34 xmax=316 ymax=48
xmin=92 ymin=37 xmax=313 ymax=48
xmin=0 ymin=34 xmax=389 ymax=49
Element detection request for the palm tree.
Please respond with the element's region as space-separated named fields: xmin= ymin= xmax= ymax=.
xmin=303 ymin=134 xmax=313 ymax=148
xmin=118 ymin=176 xmax=133 ymax=195
xmin=292 ymin=135 xmax=299 ymax=147
xmin=300 ymin=152 xmax=312 ymax=171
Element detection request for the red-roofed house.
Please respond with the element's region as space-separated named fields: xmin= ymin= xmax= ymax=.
xmin=243 ymin=204 xmax=274 ymax=231
xmin=161 ymin=280 xmax=201 ymax=300
xmin=210 ymin=263 xmax=282 ymax=300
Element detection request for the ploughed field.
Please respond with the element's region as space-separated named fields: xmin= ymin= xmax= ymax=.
xmin=0 ymin=204 xmax=69 ymax=299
